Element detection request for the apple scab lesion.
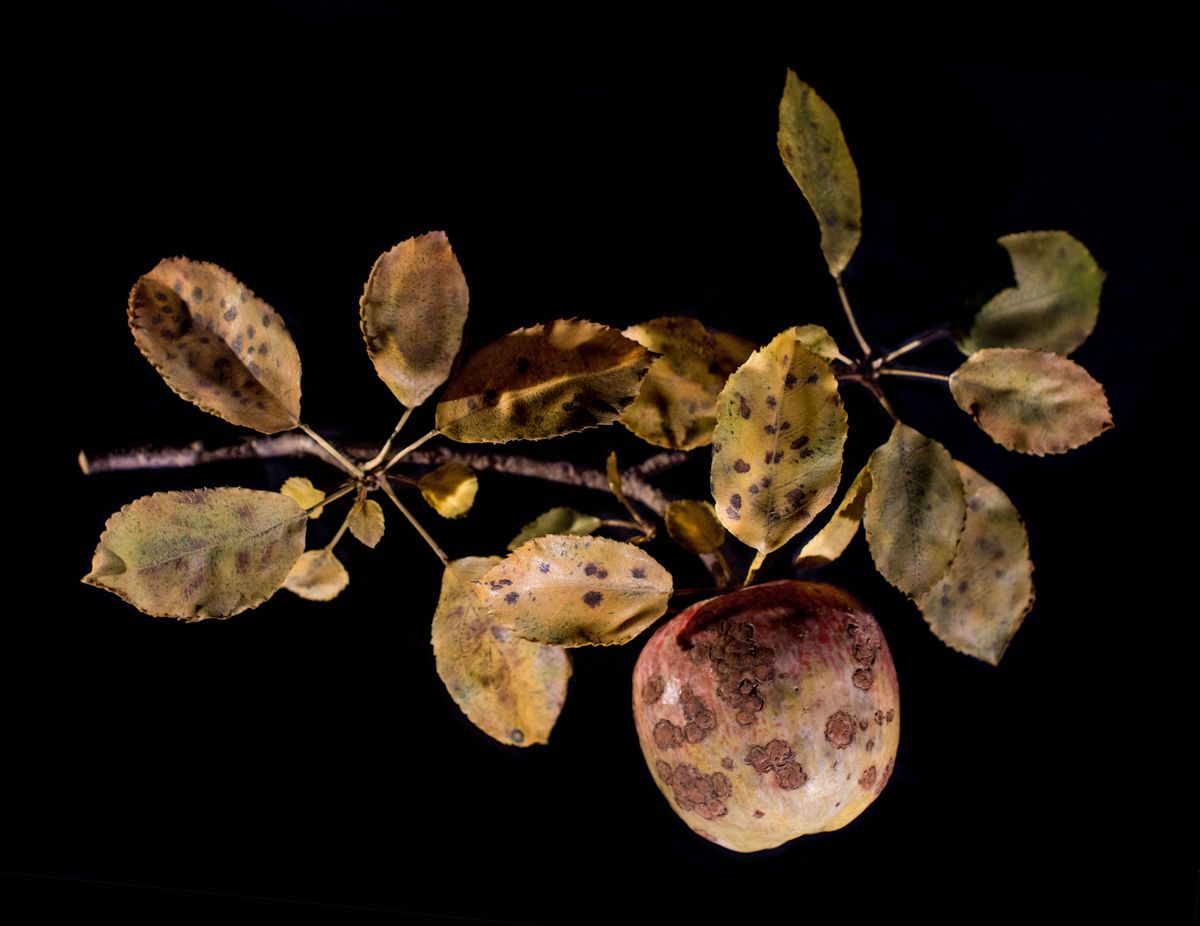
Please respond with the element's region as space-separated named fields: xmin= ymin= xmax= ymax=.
xmin=745 ymin=738 xmax=807 ymax=790
xmin=659 ymin=761 xmax=732 ymax=820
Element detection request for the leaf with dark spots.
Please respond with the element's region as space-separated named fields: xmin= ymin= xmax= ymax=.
xmin=477 ymin=535 xmax=672 ymax=646
xmin=432 ymin=557 xmax=571 ymax=747
xmin=83 ymin=488 xmax=307 ymax=620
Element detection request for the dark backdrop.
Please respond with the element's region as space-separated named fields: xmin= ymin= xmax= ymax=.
xmin=8 ymin=6 xmax=1194 ymax=922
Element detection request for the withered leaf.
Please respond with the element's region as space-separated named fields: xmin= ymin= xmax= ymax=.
xmin=83 ymin=488 xmax=307 ymax=620
xmin=507 ymin=507 xmax=601 ymax=552
xmin=418 ymin=463 xmax=478 ymax=519
xmin=711 ymin=327 xmax=848 ymax=555
xmin=778 ymin=70 xmax=862 ymax=277
xmin=128 ymin=258 xmax=302 ymax=433
xmin=284 ymin=549 xmax=349 ymax=601
xmin=479 ymin=535 xmax=673 ymax=646
xmin=432 ymin=557 xmax=571 ymax=747
xmin=917 ymin=462 xmax=1035 ymax=665
xmin=962 ymin=231 xmax=1104 ymax=356
xmin=360 ymin=231 xmax=470 ymax=408
xmin=348 ymin=497 xmax=385 ymax=548
xmin=280 ymin=476 xmax=325 ymax=519
xmin=793 ymin=465 xmax=871 ymax=569
xmin=664 ymin=500 xmax=726 ymax=555
xmin=435 ymin=319 xmax=653 ymax=442
xmin=864 ymin=423 xmax=965 ymax=598
xmin=949 ymin=348 xmax=1113 ymax=455
xmin=620 ymin=317 xmax=755 ymax=450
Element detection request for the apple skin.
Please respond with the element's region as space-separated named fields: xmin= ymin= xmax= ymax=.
xmin=632 ymin=580 xmax=899 ymax=852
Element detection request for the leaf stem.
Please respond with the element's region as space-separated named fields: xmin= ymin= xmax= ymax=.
xmin=315 ymin=481 xmax=359 ymax=512
xmin=324 ymin=490 xmax=360 ymax=550
xmin=839 ymin=373 xmax=898 ymax=420
xmin=835 ymin=276 xmax=871 ymax=358
xmin=600 ymin=518 xmax=644 ymax=532
xmin=383 ymin=429 xmax=438 ymax=473
xmin=744 ymin=550 xmax=768 ymax=587
xmin=880 ymin=323 xmax=953 ymax=365
xmin=378 ymin=477 xmax=449 ymax=565
xmin=712 ymin=549 xmax=733 ymax=588
xmin=879 ymin=368 xmax=951 ymax=384
xmin=362 ymin=408 xmax=413 ymax=471
xmin=300 ymin=424 xmax=364 ymax=478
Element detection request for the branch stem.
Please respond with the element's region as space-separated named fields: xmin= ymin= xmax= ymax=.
xmin=362 ymin=408 xmax=412 ymax=471
xmin=383 ymin=430 xmax=438 ymax=473
xmin=324 ymin=491 xmax=360 ymax=550
xmin=880 ymin=323 xmax=953 ymax=364
xmin=299 ymin=424 xmax=364 ymax=478
xmin=378 ymin=478 xmax=449 ymax=565
xmin=879 ymin=368 xmax=951 ymax=384
xmin=836 ymin=276 xmax=872 ymax=358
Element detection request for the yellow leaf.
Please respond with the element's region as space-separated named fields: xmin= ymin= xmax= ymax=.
xmin=284 ymin=549 xmax=350 ymax=601
xmin=863 ymin=423 xmax=965 ymax=598
xmin=432 ymin=557 xmax=571 ymax=747
xmin=917 ymin=462 xmax=1035 ymax=665
xmin=606 ymin=451 xmax=630 ymax=511
xmin=793 ymin=465 xmax=871 ymax=569
xmin=793 ymin=324 xmax=843 ymax=363
xmin=664 ymin=500 xmax=726 ymax=555
xmin=711 ymin=327 xmax=848 ymax=555
xmin=435 ymin=319 xmax=652 ymax=442
xmin=360 ymin=231 xmax=469 ymax=408
xmin=479 ymin=535 xmax=673 ymax=647
xmin=418 ymin=463 xmax=478 ymax=519
xmin=280 ymin=476 xmax=325 ymax=519
xmin=128 ymin=258 xmax=302 ymax=433
xmin=777 ymin=71 xmax=862 ymax=277
xmin=507 ymin=507 xmax=601 ymax=552
xmin=949 ymin=348 xmax=1113 ymax=456
xmin=83 ymin=488 xmax=307 ymax=620
xmin=348 ymin=498 xmax=385 ymax=548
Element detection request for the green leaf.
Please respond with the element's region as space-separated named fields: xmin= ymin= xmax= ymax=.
xmin=793 ymin=324 xmax=843 ymax=363
xmin=434 ymin=319 xmax=653 ymax=442
xmin=360 ymin=231 xmax=470 ymax=408
xmin=864 ymin=423 xmax=965 ymax=598
xmin=128 ymin=258 xmax=302 ymax=433
xmin=664 ymin=500 xmax=726 ymax=555
xmin=279 ymin=476 xmax=325 ymax=519
xmin=432 ymin=557 xmax=572 ymax=747
xmin=711 ymin=327 xmax=848 ymax=556
xmin=83 ymin=488 xmax=307 ymax=620
xmin=479 ymin=535 xmax=673 ymax=647
xmin=949 ymin=348 xmax=1113 ymax=455
xmin=962 ymin=231 xmax=1104 ymax=356
xmin=348 ymin=498 xmax=385 ymax=548
xmin=917 ymin=462 xmax=1035 ymax=665
xmin=507 ymin=507 xmax=602 ymax=552
xmin=793 ymin=465 xmax=871 ymax=569
xmin=284 ymin=549 xmax=350 ymax=601
xmin=418 ymin=463 xmax=478 ymax=519
xmin=777 ymin=70 xmax=862 ymax=278
xmin=620 ymin=317 xmax=755 ymax=450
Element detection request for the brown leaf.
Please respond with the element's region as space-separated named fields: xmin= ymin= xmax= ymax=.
xmin=128 ymin=258 xmax=302 ymax=433
xmin=360 ymin=231 xmax=469 ymax=408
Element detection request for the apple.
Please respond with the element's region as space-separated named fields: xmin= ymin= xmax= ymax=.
xmin=632 ymin=580 xmax=899 ymax=852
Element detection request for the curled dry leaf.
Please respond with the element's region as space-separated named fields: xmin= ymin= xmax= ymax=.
xmin=962 ymin=231 xmax=1104 ymax=356
xmin=128 ymin=258 xmax=302 ymax=433
xmin=864 ymin=423 xmax=965 ymax=598
xmin=711 ymin=328 xmax=848 ymax=556
xmin=664 ymin=500 xmax=726 ymax=555
xmin=777 ymin=70 xmax=862 ymax=278
xmin=284 ymin=549 xmax=350 ymax=601
xmin=949 ymin=348 xmax=1113 ymax=456
xmin=418 ymin=462 xmax=478 ymax=519
xmin=360 ymin=230 xmax=469 ymax=408
xmin=280 ymin=476 xmax=325 ymax=519
xmin=507 ymin=507 xmax=601 ymax=552
xmin=83 ymin=488 xmax=307 ymax=620
xmin=432 ymin=557 xmax=571 ymax=747
xmin=917 ymin=462 xmax=1034 ymax=665
xmin=348 ymin=497 xmax=386 ymax=548
xmin=478 ymin=535 xmax=673 ymax=647
xmin=793 ymin=465 xmax=871 ymax=569
xmin=435 ymin=319 xmax=653 ymax=442
xmin=620 ymin=317 xmax=755 ymax=450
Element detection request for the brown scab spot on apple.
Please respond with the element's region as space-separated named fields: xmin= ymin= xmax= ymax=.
xmin=664 ymin=763 xmax=731 ymax=820
xmin=877 ymin=757 xmax=894 ymax=794
xmin=642 ymin=675 xmax=665 ymax=704
xmin=680 ymin=686 xmax=716 ymax=743
xmin=858 ymin=718 xmax=869 ymax=731
xmin=825 ymin=710 xmax=855 ymax=748
xmin=654 ymin=719 xmax=686 ymax=750
xmin=858 ymin=766 xmax=877 ymax=789
xmin=852 ymin=667 xmax=874 ymax=690
xmin=753 ymin=809 xmax=764 ymax=818
xmin=582 ymin=591 xmax=603 ymax=608
xmin=744 ymin=738 xmax=806 ymax=790
xmin=721 ymin=757 xmax=735 ymax=770
xmin=885 ymin=708 xmax=894 ymax=723
xmin=689 ymin=615 xmax=775 ymax=727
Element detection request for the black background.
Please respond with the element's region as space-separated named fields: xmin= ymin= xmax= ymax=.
xmin=8 ymin=6 xmax=1195 ymax=922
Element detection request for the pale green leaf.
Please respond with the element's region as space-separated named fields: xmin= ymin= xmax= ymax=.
xmin=507 ymin=507 xmax=602 ymax=552
xmin=418 ymin=463 xmax=478 ymax=519
xmin=793 ymin=465 xmax=871 ymax=569
xmin=280 ymin=476 xmax=325 ymax=519
xmin=348 ymin=497 xmax=385 ymax=548
xmin=917 ymin=462 xmax=1035 ymax=665
xmin=863 ymin=423 xmax=965 ymax=598
xmin=128 ymin=258 xmax=302 ymax=433
xmin=360 ymin=231 xmax=469 ymax=408
xmin=435 ymin=319 xmax=652 ymax=442
xmin=711 ymin=327 xmax=848 ymax=555
xmin=793 ymin=324 xmax=843 ymax=362
xmin=962 ymin=231 xmax=1104 ymax=356
xmin=664 ymin=500 xmax=726 ymax=555
xmin=284 ymin=549 xmax=349 ymax=601
xmin=83 ymin=488 xmax=307 ymax=620
xmin=432 ymin=556 xmax=572 ymax=747
xmin=949 ymin=348 xmax=1113 ymax=455
xmin=479 ymin=535 xmax=673 ymax=647
xmin=778 ymin=70 xmax=862 ymax=277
